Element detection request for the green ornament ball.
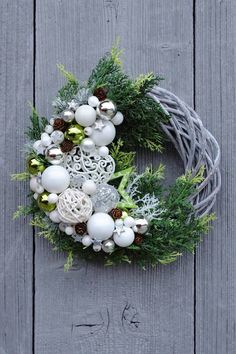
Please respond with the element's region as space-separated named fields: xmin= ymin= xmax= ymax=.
xmin=28 ymin=158 xmax=46 ymax=175
xmin=64 ymin=124 xmax=85 ymax=145
xmin=37 ymin=192 xmax=57 ymax=212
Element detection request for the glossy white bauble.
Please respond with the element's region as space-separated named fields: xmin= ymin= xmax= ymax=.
xmin=84 ymin=127 xmax=93 ymax=136
xmin=80 ymin=138 xmax=95 ymax=153
xmin=124 ymin=216 xmax=136 ymax=228
xmin=48 ymin=193 xmax=59 ymax=204
xmin=111 ymin=111 xmax=124 ymax=126
xmin=88 ymin=96 xmax=99 ymax=108
xmin=82 ymin=235 xmax=93 ymax=247
xmin=49 ymin=210 xmax=61 ymax=223
xmin=113 ymin=227 xmax=135 ymax=247
xmin=87 ymin=213 xmax=115 ymax=241
xmin=98 ymin=146 xmax=109 ymax=157
xmin=41 ymin=166 xmax=70 ymax=193
xmin=41 ymin=133 xmax=52 ymax=147
xmin=35 ymin=185 xmax=44 ymax=194
xmin=82 ymin=180 xmax=97 ymax=195
xmin=65 ymin=226 xmax=74 ymax=235
xmin=91 ymin=120 xmax=116 ymax=146
xmin=75 ymin=105 xmax=96 ymax=127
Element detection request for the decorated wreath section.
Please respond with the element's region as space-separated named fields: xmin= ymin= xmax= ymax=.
xmin=13 ymin=46 xmax=217 ymax=269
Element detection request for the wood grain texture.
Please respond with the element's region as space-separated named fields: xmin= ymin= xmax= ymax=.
xmin=195 ymin=1 xmax=236 ymax=353
xmin=0 ymin=1 xmax=33 ymax=354
xmin=35 ymin=1 xmax=194 ymax=353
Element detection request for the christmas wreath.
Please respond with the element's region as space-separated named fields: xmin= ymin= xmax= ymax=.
xmin=13 ymin=45 xmax=221 ymax=269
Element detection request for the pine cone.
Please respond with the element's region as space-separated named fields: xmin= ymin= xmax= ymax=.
xmin=53 ymin=118 xmax=67 ymax=132
xmin=93 ymin=87 xmax=108 ymax=101
xmin=109 ymin=208 xmax=123 ymax=220
xmin=60 ymin=139 xmax=74 ymax=153
xmin=75 ymin=222 xmax=87 ymax=235
xmin=134 ymin=234 xmax=143 ymax=245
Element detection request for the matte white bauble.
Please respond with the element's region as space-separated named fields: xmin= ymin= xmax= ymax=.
xmin=82 ymin=235 xmax=93 ymax=247
xmin=75 ymin=105 xmax=96 ymax=127
xmin=35 ymin=185 xmax=44 ymax=194
xmin=33 ymin=140 xmax=45 ymax=155
xmin=33 ymin=193 xmax=39 ymax=200
xmin=30 ymin=177 xmax=39 ymax=192
xmin=91 ymin=120 xmax=116 ymax=146
xmin=111 ymin=111 xmax=124 ymax=126
xmin=113 ymin=227 xmax=135 ymax=247
xmin=41 ymin=166 xmax=70 ymax=193
xmin=41 ymin=133 xmax=52 ymax=147
xmin=93 ymin=243 xmax=102 ymax=252
xmin=98 ymin=146 xmax=109 ymax=157
xmin=48 ymin=193 xmax=59 ymax=204
xmin=80 ymin=138 xmax=95 ymax=153
xmin=65 ymin=226 xmax=74 ymax=235
xmin=115 ymin=219 xmax=124 ymax=227
xmin=87 ymin=213 xmax=115 ymax=241
xmin=45 ymin=125 xmax=54 ymax=134
xmin=88 ymin=96 xmax=99 ymax=108
xmin=84 ymin=127 xmax=93 ymax=136
xmin=49 ymin=210 xmax=61 ymax=223
xmin=59 ymin=222 xmax=67 ymax=232
xmin=82 ymin=180 xmax=97 ymax=195
xmin=124 ymin=216 xmax=136 ymax=228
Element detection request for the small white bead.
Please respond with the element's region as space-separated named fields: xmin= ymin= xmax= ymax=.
xmin=93 ymin=243 xmax=102 ymax=252
xmin=88 ymin=96 xmax=100 ymax=107
xmin=98 ymin=146 xmax=109 ymax=157
xmin=124 ymin=216 xmax=136 ymax=228
xmin=111 ymin=111 xmax=124 ymax=126
xmin=33 ymin=193 xmax=39 ymax=200
xmin=35 ymin=185 xmax=44 ymax=194
xmin=65 ymin=226 xmax=74 ymax=235
xmin=49 ymin=210 xmax=61 ymax=223
xmin=82 ymin=180 xmax=97 ymax=195
xmin=48 ymin=193 xmax=59 ymax=204
xmin=115 ymin=219 xmax=124 ymax=227
xmin=82 ymin=235 xmax=93 ymax=247
xmin=45 ymin=125 xmax=54 ymax=134
xmin=50 ymin=118 xmax=55 ymax=126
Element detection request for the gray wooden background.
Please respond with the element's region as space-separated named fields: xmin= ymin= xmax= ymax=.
xmin=1 ymin=0 xmax=235 ymax=353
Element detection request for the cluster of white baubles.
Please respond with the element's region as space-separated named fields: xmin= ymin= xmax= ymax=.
xmin=29 ymin=93 xmax=148 ymax=253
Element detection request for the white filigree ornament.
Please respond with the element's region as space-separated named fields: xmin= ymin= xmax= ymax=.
xmin=64 ymin=146 xmax=115 ymax=188
xmin=57 ymin=188 xmax=93 ymax=224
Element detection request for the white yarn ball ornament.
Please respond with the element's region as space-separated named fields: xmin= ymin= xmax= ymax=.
xmin=87 ymin=212 xmax=115 ymax=241
xmin=75 ymin=105 xmax=96 ymax=127
xmin=41 ymin=166 xmax=70 ymax=193
xmin=57 ymin=188 xmax=93 ymax=224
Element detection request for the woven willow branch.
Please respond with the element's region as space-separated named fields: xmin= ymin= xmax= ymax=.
xmin=150 ymin=87 xmax=221 ymax=218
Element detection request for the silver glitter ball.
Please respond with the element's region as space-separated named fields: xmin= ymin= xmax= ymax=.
xmin=62 ymin=109 xmax=75 ymax=122
xmin=51 ymin=130 xmax=64 ymax=144
xmin=45 ymin=145 xmax=65 ymax=165
xmin=96 ymin=99 xmax=117 ymax=120
xmin=91 ymin=183 xmax=120 ymax=213
xmin=102 ymin=239 xmax=115 ymax=253
xmin=133 ymin=219 xmax=149 ymax=234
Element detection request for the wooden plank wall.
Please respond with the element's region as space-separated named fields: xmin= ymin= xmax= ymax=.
xmin=0 ymin=0 xmax=235 ymax=353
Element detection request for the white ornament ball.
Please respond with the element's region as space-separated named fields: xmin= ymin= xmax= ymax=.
xmin=75 ymin=105 xmax=96 ymax=127
xmin=87 ymin=213 xmax=115 ymax=241
xmin=48 ymin=193 xmax=59 ymax=204
xmin=50 ymin=118 xmax=55 ymax=126
xmin=65 ymin=226 xmax=74 ymax=235
xmin=30 ymin=177 xmax=39 ymax=192
xmin=41 ymin=133 xmax=52 ymax=147
xmin=133 ymin=218 xmax=149 ymax=234
xmin=98 ymin=146 xmax=109 ymax=157
xmin=111 ymin=111 xmax=124 ymax=126
xmin=93 ymin=243 xmax=102 ymax=252
xmin=82 ymin=180 xmax=97 ymax=195
xmin=59 ymin=222 xmax=67 ymax=232
xmin=80 ymin=138 xmax=95 ymax=153
xmin=51 ymin=130 xmax=64 ymax=144
xmin=45 ymin=125 xmax=54 ymax=134
xmin=91 ymin=120 xmax=116 ymax=146
xmin=88 ymin=96 xmax=99 ymax=108
xmin=82 ymin=235 xmax=93 ymax=247
xmin=124 ymin=216 xmax=136 ymax=228
xmin=49 ymin=210 xmax=61 ymax=223
xmin=41 ymin=166 xmax=70 ymax=193
xmin=35 ymin=184 xmax=44 ymax=194
xmin=84 ymin=127 xmax=93 ymax=136
xmin=33 ymin=140 xmax=45 ymax=155
xmin=113 ymin=227 xmax=135 ymax=247
xmin=115 ymin=219 xmax=124 ymax=228
xmin=33 ymin=192 xmax=39 ymax=200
